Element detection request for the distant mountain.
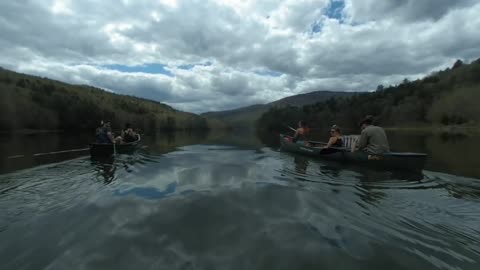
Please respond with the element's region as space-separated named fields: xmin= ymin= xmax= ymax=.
xmin=270 ymin=91 xmax=354 ymax=107
xmin=0 ymin=67 xmax=222 ymax=133
xmin=202 ymin=91 xmax=355 ymax=128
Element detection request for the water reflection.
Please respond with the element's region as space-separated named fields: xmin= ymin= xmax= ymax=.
xmin=294 ymin=155 xmax=309 ymax=174
xmin=114 ymin=182 xmax=178 ymax=199
xmin=91 ymin=156 xmax=117 ymax=184
xmin=260 ymin=129 xmax=480 ymax=179
xmin=1 ymin=130 xmax=480 ymax=270
xmin=1 ymin=136 xmax=480 ymax=269
xmin=0 ymin=133 xmax=91 ymax=174
xmin=0 ymin=131 xmax=213 ymax=174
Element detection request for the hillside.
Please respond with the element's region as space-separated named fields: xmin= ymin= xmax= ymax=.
xmin=257 ymin=58 xmax=480 ymax=132
xmin=202 ymin=91 xmax=354 ymax=128
xmin=0 ymin=68 xmax=220 ymax=133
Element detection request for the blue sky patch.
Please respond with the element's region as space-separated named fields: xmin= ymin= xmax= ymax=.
xmin=103 ymin=63 xmax=173 ymax=76
xmin=177 ymin=61 xmax=213 ymax=70
xmin=325 ymin=0 xmax=345 ymax=21
xmin=311 ymin=20 xmax=323 ymax=33
xmin=312 ymin=0 xmax=346 ymax=33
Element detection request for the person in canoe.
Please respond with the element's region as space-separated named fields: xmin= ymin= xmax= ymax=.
xmin=95 ymin=121 xmax=115 ymax=144
xmin=323 ymin=124 xmax=343 ymax=148
xmin=357 ymin=115 xmax=390 ymax=154
xmin=121 ymin=123 xmax=138 ymax=143
xmin=292 ymin=120 xmax=310 ymax=145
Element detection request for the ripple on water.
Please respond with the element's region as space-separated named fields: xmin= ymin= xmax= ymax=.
xmin=1 ymin=145 xmax=480 ymax=270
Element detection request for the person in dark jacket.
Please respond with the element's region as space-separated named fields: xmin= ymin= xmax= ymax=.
xmin=95 ymin=121 xmax=115 ymax=144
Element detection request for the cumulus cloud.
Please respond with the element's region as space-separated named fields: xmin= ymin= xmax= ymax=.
xmin=0 ymin=0 xmax=479 ymax=113
xmin=344 ymin=0 xmax=477 ymax=23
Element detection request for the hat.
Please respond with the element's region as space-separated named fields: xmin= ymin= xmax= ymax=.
xmin=359 ymin=115 xmax=374 ymax=126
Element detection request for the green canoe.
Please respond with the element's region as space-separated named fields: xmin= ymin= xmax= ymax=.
xmin=280 ymin=134 xmax=427 ymax=172
xmin=90 ymin=134 xmax=141 ymax=157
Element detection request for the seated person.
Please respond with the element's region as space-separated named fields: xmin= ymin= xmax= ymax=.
xmin=292 ymin=120 xmax=310 ymax=145
xmin=357 ymin=115 xmax=390 ymax=154
xmin=95 ymin=121 xmax=115 ymax=144
xmin=121 ymin=123 xmax=137 ymax=143
xmin=323 ymin=125 xmax=343 ymax=148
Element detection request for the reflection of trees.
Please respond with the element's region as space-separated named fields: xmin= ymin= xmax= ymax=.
xmin=386 ymin=131 xmax=429 ymax=153
xmin=91 ymin=156 xmax=116 ymax=184
xmin=426 ymin=134 xmax=480 ymax=178
xmin=257 ymin=129 xmax=283 ymax=148
xmin=294 ymin=155 xmax=309 ymax=175
xmin=380 ymin=131 xmax=480 ymax=179
xmin=145 ymin=131 xmax=209 ymax=154
xmin=145 ymin=130 xmax=265 ymax=154
xmin=321 ymin=161 xmax=388 ymax=206
xmin=0 ymin=133 xmax=92 ymax=174
xmin=356 ymin=170 xmax=388 ymax=206
xmin=196 ymin=129 xmax=265 ymax=150
xmin=316 ymin=160 xmax=422 ymax=206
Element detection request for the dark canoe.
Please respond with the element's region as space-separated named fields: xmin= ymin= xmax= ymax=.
xmin=280 ymin=134 xmax=427 ymax=172
xmin=90 ymin=135 xmax=141 ymax=157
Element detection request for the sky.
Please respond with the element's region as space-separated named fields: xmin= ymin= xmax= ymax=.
xmin=1 ymin=0 xmax=479 ymax=113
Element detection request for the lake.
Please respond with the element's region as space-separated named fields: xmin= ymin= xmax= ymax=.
xmin=1 ymin=130 xmax=479 ymax=270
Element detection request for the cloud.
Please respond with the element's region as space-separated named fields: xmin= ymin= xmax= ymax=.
xmin=1 ymin=0 xmax=479 ymax=113
xmin=344 ymin=0 xmax=477 ymax=23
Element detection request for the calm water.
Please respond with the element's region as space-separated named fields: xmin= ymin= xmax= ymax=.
xmin=0 ymin=131 xmax=480 ymax=270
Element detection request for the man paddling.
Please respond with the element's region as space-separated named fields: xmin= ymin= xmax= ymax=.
xmin=357 ymin=115 xmax=390 ymax=154
xmin=95 ymin=121 xmax=115 ymax=144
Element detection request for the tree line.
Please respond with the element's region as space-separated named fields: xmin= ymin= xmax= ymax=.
xmin=0 ymin=68 xmax=221 ymax=133
xmin=257 ymin=58 xmax=480 ymax=132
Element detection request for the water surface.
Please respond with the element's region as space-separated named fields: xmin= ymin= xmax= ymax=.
xmin=0 ymin=131 xmax=479 ymax=270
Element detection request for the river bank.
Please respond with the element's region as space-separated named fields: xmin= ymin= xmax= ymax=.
xmin=384 ymin=125 xmax=480 ymax=135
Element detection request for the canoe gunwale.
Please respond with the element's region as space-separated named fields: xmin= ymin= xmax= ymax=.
xmin=279 ymin=134 xmax=427 ymax=171
xmin=89 ymin=134 xmax=141 ymax=156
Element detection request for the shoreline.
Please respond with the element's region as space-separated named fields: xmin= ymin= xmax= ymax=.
xmin=3 ymin=125 xmax=480 ymax=136
xmin=384 ymin=125 xmax=480 ymax=135
xmin=0 ymin=129 xmax=65 ymax=135
xmin=0 ymin=128 xmax=217 ymax=136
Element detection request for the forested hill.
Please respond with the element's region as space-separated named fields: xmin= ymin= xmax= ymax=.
xmin=202 ymin=91 xmax=354 ymax=128
xmin=0 ymin=68 xmax=218 ymax=133
xmin=257 ymin=58 xmax=480 ymax=131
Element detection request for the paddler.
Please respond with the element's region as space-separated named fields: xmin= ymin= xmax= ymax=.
xmin=292 ymin=120 xmax=310 ymax=145
xmin=357 ymin=115 xmax=390 ymax=154
xmin=323 ymin=124 xmax=343 ymax=148
xmin=95 ymin=121 xmax=115 ymax=144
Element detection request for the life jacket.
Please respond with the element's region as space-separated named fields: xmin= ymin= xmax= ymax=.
xmin=332 ymin=136 xmax=343 ymax=147
xmin=96 ymin=127 xmax=111 ymax=143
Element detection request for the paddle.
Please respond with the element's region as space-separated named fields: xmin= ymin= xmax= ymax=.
xmin=6 ymin=147 xmax=90 ymax=159
xmin=108 ymin=129 xmax=117 ymax=156
xmin=286 ymin=125 xmax=296 ymax=132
